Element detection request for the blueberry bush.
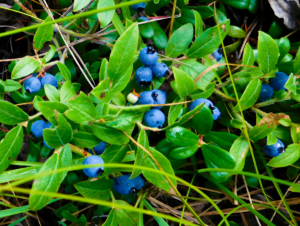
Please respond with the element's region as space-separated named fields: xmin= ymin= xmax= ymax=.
xmin=1 ymin=0 xmax=300 ymax=225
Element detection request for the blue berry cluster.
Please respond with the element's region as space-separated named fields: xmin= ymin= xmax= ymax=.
xmin=113 ymin=175 xmax=145 ymax=195
xmin=30 ymin=120 xmax=53 ymax=149
xmin=24 ymin=73 xmax=58 ymax=94
xmin=135 ymin=47 xmax=170 ymax=87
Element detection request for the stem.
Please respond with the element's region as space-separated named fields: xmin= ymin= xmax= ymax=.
xmin=168 ymin=0 xmax=177 ymax=37
xmin=214 ymin=88 xmax=236 ymax=102
xmin=28 ymin=112 xmax=43 ymax=120
xmin=254 ymin=97 xmax=291 ymax=108
xmin=69 ymin=144 xmax=92 ymax=157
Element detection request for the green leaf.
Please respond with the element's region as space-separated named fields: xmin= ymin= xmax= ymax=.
xmin=27 ymin=140 xmax=40 ymax=162
xmin=62 ymin=211 xmax=78 ymax=223
xmin=75 ymin=178 xmax=113 ymax=200
xmin=0 ymin=126 xmax=23 ymax=173
xmin=111 ymin=92 xmax=126 ymax=106
xmin=284 ymin=73 xmax=297 ymax=94
xmin=170 ymin=145 xmax=199 ymax=159
xmin=173 ymin=67 xmax=194 ymax=98
xmin=228 ymin=25 xmax=246 ymax=38
xmin=168 ymin=97 xmax=184 ymax=125
xmin=115 ymin=200 xmax=139 ymax=226
xmin=187 ymin=20 xmax=230 ymax=58
xmin=220 ymin=0 xmax=250 ymax=9
xmin=166 ymin=126 xmax=199 ymax=147
xmin=29 ymin=152 xmax=64 ymax=210
xmin=38 ymin=102 xmax=69 ymax=119
xmin=151 ymin=21 xmax=168 ymax=50
xmin=60 ymin=144 xmax=72 ymax=179
xmin=249 ymin=124 xmax=276 ymax=142
xmin=44 ymin=84 xmax=60 ymax=102
xmin=8 ymin=216 xmax=27 ymax=226
xmin=206 ymin=131 xmax=238 ymax=151
xmin=294 ymin=46 xmax=300 ymax=75
xmin=99 ymin=58 xmax=109 ymax=81
xmin=90 ymin=77 xmax=111 ymax=103
xmin=97 ymin=0 xmax=115 ymax=28
xmin=0 ymin=101 xmax=28 ymax=125
xmin=65 ymin=92 xmax=96 ymax=124
xmin=74 ymin=0 xmax=90 ymax=11
xmin=57 ymin=62 xmax=71 ymax=81
xmin=11 ymin=56 xmax=40 ymax=79
xmin=131 ymin=129 xmax=149 ymax=178
xmin=242 ymin=43 xmax=254 ymax=68
xmin=42 ymin=45 xmax=56 ymax=63
xmin=192 ymin=105 xmax=213 ymax=135
xmin=267 ymin=133 xmax=278 ymax=145
xmin=103 ymin=210 xmax=118 ymax=226
xmin=229 ymin=136 xmax=249 ymax=171
xmin=193 ymin=10 xmax=203 ymax=38
xmin=91 ymin=123 xmax=129 ymax=145
xmin=102 ymin=145 xmax=129 ymax=176
xmin=233 ymin=78 xmax=261 ymax=111
xmin=33 ymin=17 xmax=53 ymax=50
xmin=257 ymin=31 xmax=279 ymax=74
xmin=143 ymin=148 xmax=177 ymax=192
xmin=72 ymin=132 xmax=101 ymax=148
xmin=278 ymin=37 xmax=290 ymax=63
xmin=2 ymin=79 xmax=22 ymax=92
xmin=108 ymin=23 xmax=138 ymax=95
xmin=268 ymin=144 xmax=300 ymax=167
xmin=43 ymin=113 xmax=73 ymax=148
xmin=166 ymin=23 xmax=193 ymax=58
xmin=60 ymin=81 xmax=76 ymax=104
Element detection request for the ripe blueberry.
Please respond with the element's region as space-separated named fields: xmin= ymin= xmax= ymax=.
xmin=211 ymin=48 xmax=223 ymax=62
xmin=24 ymin=77 xmax=42 ymax=94
xmin=263 ymin=139 xmax=285 ymax=157
xmin=151 ymin=89 xmax=166 ymax=109
xmin=152 ymin=62 xmax=169 ymax=78
xmin=82 ymin=156 xmax=105 ymax=178
xmin=139 ymin=47 xmax=159 ymax=66
xmin=138 ymin=16 xmax=148 ymax=21
xmin=190 ymin=98 xmax=221 ymax=120
xmin=258 ymin=84 xmax=274 ymax=102
xmin=31 ymin=120 xmax=46 ymax=138
xmin=144 ymin=109 xmax=165 ymax=128
xmin=88 ymin=141 xmax=107 ymax=155
xmin=270 ymin=72 xmax=289 ymax=91
xmin=138 ymin=91 xmax=154 ymax=105
xmin=113 ymin=175 xmax=145 ymax=195
xmin=130 ymin=2 xmax=146 ymax=11
xmin=135 ymin=66 xmax=153 ymax=87
xmin=44 ymin=122 xmax=52 ymax=130
xmin=41 ymin=73 xmax=58 ymax=88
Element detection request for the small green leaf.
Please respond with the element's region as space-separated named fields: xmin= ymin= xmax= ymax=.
xmin=75 ymin=178 xmax=113 ymax=200
xmin=294 ymin=46 xmax=300 ymax=75
xmin=206 ymin=131 xmax=238 ymax=151
xmin=38 ymin=102 xmax=69 ymax=119
xmin=192 ymin=105 xmax=213 ymax=135
xmin=72 ymin=132 xmax=101 ymax=148
xmin=0 ymin=100 xmax=28 ymax=125
xmin=173 ymin=67 xmax=194 ymax=98
xmin=168 ymin=97 xmax=184 ymax=125
xmin=166 ymin=23 xmax=193 ymax=58
xmin=228 ymin=25 xmax=246 ymax=38
xmin=170 ymin=145 xmax=199 ymax=159
xmin=0 ymin=126 xmax=23 ymax=173
xmin=11 ymin=56 xmax=41 ymax=79
xmin=242 ymin=43 xmax=254 ymax=68
xmin=43 ymin=113 xmax=73 ymax=148
xmin=257 ymin=31 xmax=279 ymax=74
xmin=90 ymin=77 xmax=111 ymax=103
xmin=44 ymin=84 xmax=60 ymax=102
xmin=268 ymin=144 xmax=300 ymax=167
xmin=99 ymin=58 xmax=109 ymax=81
xmin=233 ymin=78 xmax=261 ymax=111
xmin=166 ymin=126 xmax=199 ymax=147
xmin=57 ymin=62 xmax=72 ymax=81
xmin=8 ymin=216 xmax=27 ymax=226
xmin=284 ymin=73 xmax=297 ymax=94
xmin=220 ymin=0 xmax=250 ymax=9
xmin=278 ymin=37 xmax=290 ymax=63
xmin=229 ymin=136 xmax=249 ymax=171
xmin=2 ymin=79 xmax=22 ymax=92
xmin=42 ymin=45 xmax=56 ymax=63
xmin=249 ymin=124 xmax=277 ymax=142
xmin=187 ymin=20 xmax=230 ymax=58
xmin=60 ymin=81 xmax=76 ymax=103
xmin=115 ymin=200 xmax=139 ymax=226
xmin=103 ymin=210 xmax=118 ymax=226
xmin=74 ymin=0 xmax=90 ymax=11
xmin=97 ymin=0 xmax=115 ymax=28
xmin=267 ymin=133 xmax=278 ymax=145
xmin=33 ymin=17 xmax=54 ymax=50
xmin=193 ymin=10 xmax=203 ymax=38
xmin=65 ymin=92 xmax=96 ymax=124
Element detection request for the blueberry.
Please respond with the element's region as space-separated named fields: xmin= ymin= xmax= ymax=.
xmin=88 ymin=141 xmax=107 ymax=155
xmin=151 ymin=89 xmax=166 ymax=109
xmin=138 ymin=16 xmax=148 ymax=21
xmin=82 ymin=156 xmax=105 ymax=178
xmin=30 ymin=120 xmax=46 ymax=138
xmin=144 ymin=109 xmax=165 ymax=128
xmin=211 ymin=48 xmax=223 ymax=62
xmin=32 ymin=73 xmax=42 ymax=82
xmin=24 ymin=77 xmax=42 ymax=94
xmin=135 ymin=66 xmax=153 ymax=87
xmin=139 ymin=47 xmax=159 ymax=66
xmin=270 ymin=72 xmax=289 ymax=91
xmin=152 ymin=62 xmax=169 ymax=78
xmin=44 ymin=122 xmax=53 ymax=129
xmin=43 ymin=137 xmax=54 ymax=150
xmin=138 ymin=91 xmax=154 ymax=105
xmin=41 ymin=73 xmax=58 ymax=88
xmin=113 ymin=175 xmax=145 ymax=195
xmin=258 ymin=84 xmax=274 ymax=102
xmin=190 ymin=98 xmax=221 ymax=120
xmin=130 ymin=2 xmax=146 ymax=11
xmin=263 ymin=138 xmax=285 ymax=157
